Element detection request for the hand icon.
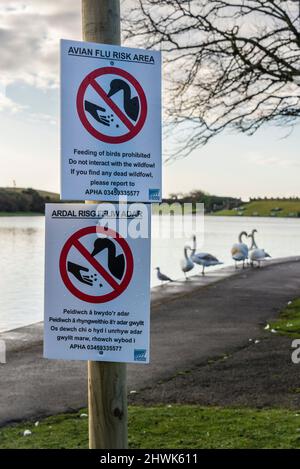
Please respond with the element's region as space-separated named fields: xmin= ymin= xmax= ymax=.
xmin=84 ymin=100 xmax=111 ymax=126
xmin=67 ymin=261 xmax=93 ymax=286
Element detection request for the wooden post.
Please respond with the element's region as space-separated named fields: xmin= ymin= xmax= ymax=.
xmin=88 ymin=361 xmax=127 ymax=449
xmin=82 ymin=0 xmax=121 ymax=45
xmin=81 ymin=0 xmax=128 ymax=449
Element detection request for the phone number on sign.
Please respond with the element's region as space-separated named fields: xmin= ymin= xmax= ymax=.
xmin=105 ymin=189 xmax=140 ymax=197
xmin=87 ymin=345 xmax=122 ymax=352
xmin=68 ymin=344 xmax=123 ymax=352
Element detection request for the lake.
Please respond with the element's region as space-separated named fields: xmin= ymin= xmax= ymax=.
xmin=0 ymin=215 xmax=299 ymax=332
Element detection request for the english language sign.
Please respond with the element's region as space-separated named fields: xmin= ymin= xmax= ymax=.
xmin=60 ymin=39 xmax=162 ymax=202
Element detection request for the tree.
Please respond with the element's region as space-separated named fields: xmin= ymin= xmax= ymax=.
xmin=124 ymin=0 xmax=300 ymax=160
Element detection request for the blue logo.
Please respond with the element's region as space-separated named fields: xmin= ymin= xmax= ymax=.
xmin=149 ymin=189 xmax=160 ymax=201
xmin=134 ymin=349 xmax=147 ymax=362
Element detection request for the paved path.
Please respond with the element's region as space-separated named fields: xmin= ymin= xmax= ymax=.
xmin=1 ymin=258 xmax=300 ymax=425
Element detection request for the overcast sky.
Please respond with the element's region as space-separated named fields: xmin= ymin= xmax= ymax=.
xmin=0 ymin=0 xmax=299 ymax=200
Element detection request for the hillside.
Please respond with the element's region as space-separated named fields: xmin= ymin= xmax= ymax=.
xmin=215 ymin=199 xmax=300 ymax=218
xmin=163 ymin=190 xmax=242 ymax=213
xmin=0 ymin=187 xmax=59 ymax=215
xmin=3 ymin=187 xmax=59 ymax=199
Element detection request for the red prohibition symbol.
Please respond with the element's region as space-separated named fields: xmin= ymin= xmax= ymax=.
xmin=59 ymin=226 xmax=134 ymax=304
xmin=76 ymin=67 xmax=147 ymax=144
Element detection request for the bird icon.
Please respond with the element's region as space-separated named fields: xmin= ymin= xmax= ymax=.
xmin=91 ymin=237 xmax=125 ymax=280
xmin=107 ymin=79 xmax=140 ymax=121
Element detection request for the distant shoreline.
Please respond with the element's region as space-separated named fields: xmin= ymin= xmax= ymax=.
xmin=1 ymin=187 xmax=300 ymax=219
xmin=1 ymin=211 xmax=300 ymax=220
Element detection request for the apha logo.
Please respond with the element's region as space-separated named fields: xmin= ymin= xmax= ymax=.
xmin=149 ymin=189 xmax=160 ymax=201
xmin=134 ymin=349 xmax=147 ymax=362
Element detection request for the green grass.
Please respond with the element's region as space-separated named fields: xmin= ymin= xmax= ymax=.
xmin=0 ymin=211 xmax=43 ymax=217
xmin=215 ymin=200 xmax=300 ymax=218
xmin=269 ymin=298 xmax=300 ymax=338
xmin=2 ymin=405 xmax=300 ymax=449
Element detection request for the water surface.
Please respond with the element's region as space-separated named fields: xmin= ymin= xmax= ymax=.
xmin=0 ymin=215 xmax=299 ymax=332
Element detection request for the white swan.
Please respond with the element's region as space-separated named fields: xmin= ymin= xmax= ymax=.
xmin=189 ymin=235 xmax=223 ymax=275
xmin=155 ymin=267 xmax=173 ymax=285
xmin=248 ymin=229 xmax=271 ymax=267
xmin=180 ymin=246 xmax=194 ymax=279
xmin=231 ymin=231 xmax=249 ymax=268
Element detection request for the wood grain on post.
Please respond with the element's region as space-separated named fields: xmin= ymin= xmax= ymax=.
xmin=81 ymin=0 xmax=128 ymax=449
xmin=88 ymin=361 xmax=127 ymax=449
xmin=82 ymin=0 xmax=121 ymax=45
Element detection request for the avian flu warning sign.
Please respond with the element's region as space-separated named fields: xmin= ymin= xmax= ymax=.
xmin=60 ymin=39 xmax=162 ymax=203
xmin=44 ymin=203 xmax=151 ymax=363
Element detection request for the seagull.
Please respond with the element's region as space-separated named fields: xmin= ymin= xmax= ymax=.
xmin=231 ymin=231 xmax=249 ymax=268
xmin=248 ymin=229 xmax=271 ymax=267
xmin=181 ymin=246 xmax=194 ymax=279
xmin=189 ymin=235 xmax=223 ymax=275
xmin=155 ymin=267 xmax=173 ymax=285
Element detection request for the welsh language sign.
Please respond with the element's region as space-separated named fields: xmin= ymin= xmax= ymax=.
xmin=44 ymin=203 xmax=151 ymax=363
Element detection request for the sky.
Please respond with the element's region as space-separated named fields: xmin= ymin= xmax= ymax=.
xmin=0 ymin=0 xmax=299 ymax=201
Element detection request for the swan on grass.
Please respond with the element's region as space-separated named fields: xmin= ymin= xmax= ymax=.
xmin=189 ymin=235 xmax=223 ymax=275
xmin=231 ymin=231 xmax=249 ymax=268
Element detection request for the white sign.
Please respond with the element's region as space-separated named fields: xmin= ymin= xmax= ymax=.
xmin=44 ymin=203 xmax=151 ymax=364
xmin=60 ymin=39 xmax=162 ymax=202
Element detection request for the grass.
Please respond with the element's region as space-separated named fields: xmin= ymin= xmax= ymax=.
xmin=215 ymin=200 xmax=300 ymax=218
xmin=2 ymin=405 xmax=300 ymax=449
xmin=0 ymin=211 xmax=43 ymax=217
xmin=269 ymin=298 xmax=300 ymax=338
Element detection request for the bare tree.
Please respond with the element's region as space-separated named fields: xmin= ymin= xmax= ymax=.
xmin=123 ymin=0 xmax=300 ymax=160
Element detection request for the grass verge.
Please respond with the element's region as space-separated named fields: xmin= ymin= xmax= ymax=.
xmin=269 ymin=298 xmax=300 ymax=338
xmin=1 ymin=405 xmax=300 ymax=449
xmin=215 ymin=200 xmax=300 ymax=218
xmin=0 ymin=211 xmax=42 ymax=217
